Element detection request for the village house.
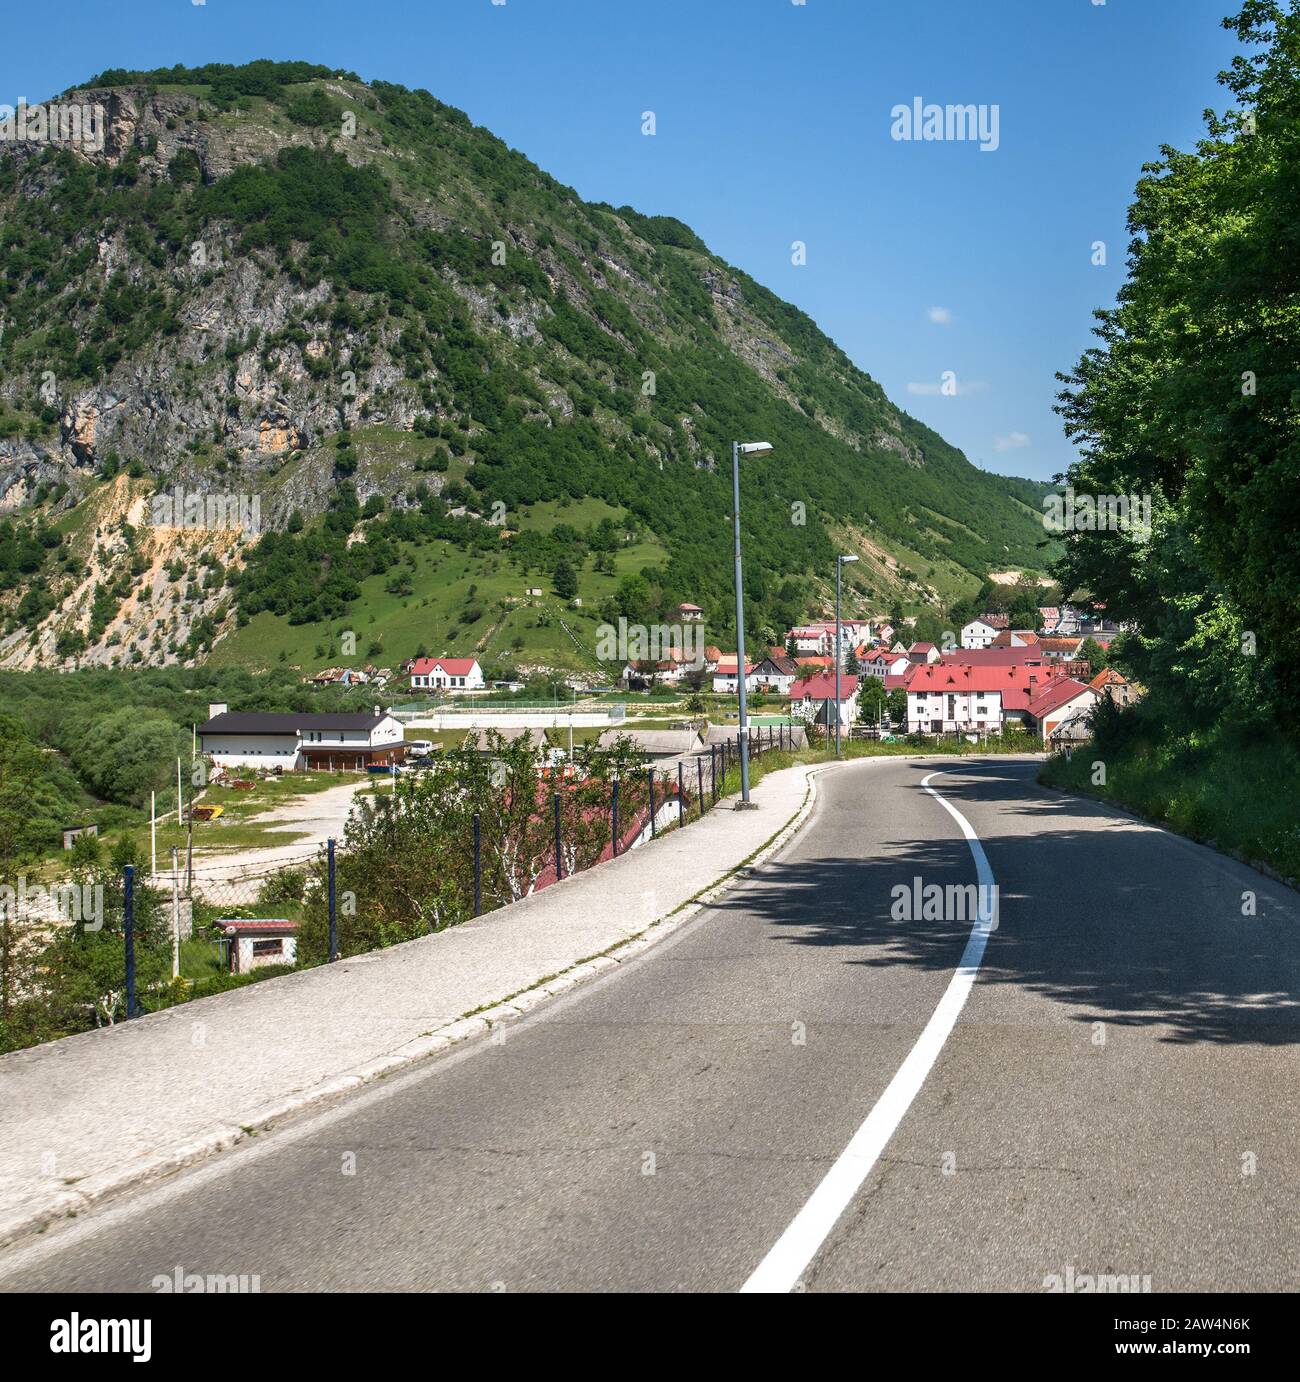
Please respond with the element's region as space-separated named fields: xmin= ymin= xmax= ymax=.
xmin=991 ymin=629 xmax=1040 ymax=648
xmin=787 ymin=673 xmax=860 ymax=735
xmin=677 ymin=602 xmax=704 ymax=623
xmin=861 ymin=648 xmax=911 ymax=680
xmin=750 ymin=653 xmax=801 ymax=693
xmin=906 ymin=665 xmax=1007 ymax=735
xmin=1090 ymin=667 xmax=1137 ymax=707
xmin=409 ymin=656 xmax=485 ymax=691
xmin=960 ymin=615 xmax=1010 ymax=650
xmin=1038 ymin=636 xmax=1087 ymax=661
xmin=198 ymin=705 xmax=405 ymax=772
xmin=462 ymin=726 xmax=550 ymax=757
xmin=789 ymin=626 xmax=832 ymax=656
xmin=1025 ymin=677 xmax=1099 ymax=743
xmin=907 ymin=641 xmax=942 ymax=665
xmin=712 ymin=656 xmax=759 ymax=693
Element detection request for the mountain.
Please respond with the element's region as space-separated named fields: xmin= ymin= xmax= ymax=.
xmin=0 ymin=61 xmax=1055 ymax=675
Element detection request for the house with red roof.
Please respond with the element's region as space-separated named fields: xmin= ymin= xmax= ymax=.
xmin=907 ymin=660 xmax=1061 ymax=734
xmin=1090 ymin=667 xmax=1136 ymax=707
xmin=861 ymin=648 xmax=911 ymax=680
xmin=788 ymin=673 xmax=860 ymax=735
xmin=1038 ymin=636 xmax=1086 ymax=660
xmin=789 ymin=626 xmax=832 ymax=655
xmin=677 ymin=602 xmax=703 ymax=623
xmin=883 ymin=661 xmax=923 ymax=693
xmin=991 ymin=629 xmax=1040 ymax=648
xmin=1026 ymin=677 xmax=1099 ymax=743
xmin=409 ymin=657 xmax=485 ymax=691
xmin=907 ymin=641 xmax=941 ymax=665
xmin=711 ymin=656 xmax=758 ymax=693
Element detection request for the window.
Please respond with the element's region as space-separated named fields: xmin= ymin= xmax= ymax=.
xmin=252 ymin=939 xmax=283 ymax=957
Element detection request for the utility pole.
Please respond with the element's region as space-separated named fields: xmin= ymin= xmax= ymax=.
xmin=835 ymin=554 xmax=859 ymax=758
xmin=171 ymin=847 xmax=180 ymax=981
xmin=731 ymin=441 xmax=772 ymax=807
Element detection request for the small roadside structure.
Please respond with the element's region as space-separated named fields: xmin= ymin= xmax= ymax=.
xmin=219 ymin=919 xmax=300 ymax=974
xmin=62 ymin=824 xmax=99 ymax=850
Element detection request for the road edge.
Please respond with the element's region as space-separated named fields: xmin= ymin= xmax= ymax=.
xmin=0 ymin=759 xmax=850 ymax=1254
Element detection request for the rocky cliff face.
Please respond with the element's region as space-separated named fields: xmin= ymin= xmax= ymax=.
xmin=0 ymin=64 xmax=1051 ymax=670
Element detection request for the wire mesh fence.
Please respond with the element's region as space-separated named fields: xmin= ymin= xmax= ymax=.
xmin=1 ymin=724 xmax=805 ymax=1053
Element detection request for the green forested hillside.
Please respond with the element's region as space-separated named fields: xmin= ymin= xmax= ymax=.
xmin=0 ymin=60 xmax=1054 ymax=672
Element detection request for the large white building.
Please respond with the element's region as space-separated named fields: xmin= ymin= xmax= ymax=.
xmin=409 ymin=657 xmax=485 ymax=691
xmin=198 ymin=706 xmax=405 ymax=771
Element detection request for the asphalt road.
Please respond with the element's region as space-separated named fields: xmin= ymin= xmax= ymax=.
xmin=3 ymin=756 xmax=1298 ymax=1293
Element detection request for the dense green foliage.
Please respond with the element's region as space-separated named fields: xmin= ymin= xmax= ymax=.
xmin=1 ymin=57 xmax=1054 ymax=660
xmin=1056 ymin=1 xmax=1298 ymax=729
xmin=0 ymin=665 xmax=389 ymax=846
xmin=1048 ymin=2 xmax=1299 ymax=863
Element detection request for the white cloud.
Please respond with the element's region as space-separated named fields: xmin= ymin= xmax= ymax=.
xmin=994 ymin=431 xmax=1032 ymax=452
xmin=927 ymin=306 xmax=954 ymax=325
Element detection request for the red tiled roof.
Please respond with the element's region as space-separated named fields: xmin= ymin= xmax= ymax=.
xmin=410 ymin=657 xmax=479 ymax=676
xmin=1089 ymin=668 xmax=1127 ymax=690
xmin=1027 ymin=677 xmax=1095 ymax=719
xmin=940 ymin=646 xmax=1043 ymax=667
xmin=908 ymin=661 xmax=1054 ymax=711
xmin=788 ymin=674 xmax=859 ymax=701
xmin=795 ymin=654 xmax=833 ymax=668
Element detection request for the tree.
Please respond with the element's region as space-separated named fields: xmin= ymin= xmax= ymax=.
xmin=858 ymin=678 xmax=886 ymax=722
xmin=1078 ymin=637 xmax=1108 ymax=677
xmin=553 ymin=558 xmax=578 ymax=601
xmin=1053 ymin=0 xmax=1300 ymax=730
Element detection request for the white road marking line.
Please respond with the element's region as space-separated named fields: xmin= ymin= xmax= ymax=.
xmin=739 ymin=769 xmax=997 ymax=1294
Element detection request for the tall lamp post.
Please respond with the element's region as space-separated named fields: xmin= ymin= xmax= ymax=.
xmin=732 ymin=440 xmax=773 ymax=807
xmin=835 ymin=553 xmax=859 ymax=758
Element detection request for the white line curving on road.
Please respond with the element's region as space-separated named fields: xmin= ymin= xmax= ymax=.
xmin=740 ymin=768 xmax=998 ymax=1294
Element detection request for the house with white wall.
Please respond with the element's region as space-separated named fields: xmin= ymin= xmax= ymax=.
xmin=198 ymin=707 xmax=405 ymax=771
xmin=409 ymin=657 xmax=485 ymax=691
xmin=787 ymin=673 xmax=860 ymax=735
xmin=960 ymin=618 xmax=1001 ymax=650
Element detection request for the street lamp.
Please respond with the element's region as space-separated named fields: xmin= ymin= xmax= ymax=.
xmin=835 ymin=554 xmax=859 ymax=758
xmin=732 ymin=440 xmax=773 ymax=807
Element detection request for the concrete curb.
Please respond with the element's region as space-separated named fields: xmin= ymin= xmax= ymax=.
xmin=0 ymin=760 xmax=843 ymax=1252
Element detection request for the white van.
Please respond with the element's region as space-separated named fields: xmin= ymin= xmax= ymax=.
xmin=405 ymin=739 xmax=435 ymax=757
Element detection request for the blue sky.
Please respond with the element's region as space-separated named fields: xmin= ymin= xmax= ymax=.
xmin=1 ymin=0 xmax=1244 ymax=481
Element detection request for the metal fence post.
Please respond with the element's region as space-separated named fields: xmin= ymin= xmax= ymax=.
xmin=123 ymin=864 xmax=136 ymax=1019
xmin=647 ymin=768 xmax=657 ymax=838
xmin=678 ymin=761 xmax=685 ymax=826
xmin=327 ymin=837 xmax=337 ymax=961
xmin=554 ymin=792 xmax=563 ymax=880
xmin=611 ymin=779 xmax=620 ymax=857
xmin=473 ymin=813 xmax=482 ymax=915
xmin=711 ymin=744 xmax=718 ymax=803
xmin=697 ymin=756 xmax=705 ymax=817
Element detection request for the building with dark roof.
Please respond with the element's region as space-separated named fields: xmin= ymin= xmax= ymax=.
xmin=197 ymin=706 xmax=405 ymax=771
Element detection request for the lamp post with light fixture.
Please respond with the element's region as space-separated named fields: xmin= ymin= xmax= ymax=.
xmin=835 ymin=553 xmax=859 ymax=758
xmin=732 ymin=440 xmax=772 ymax=807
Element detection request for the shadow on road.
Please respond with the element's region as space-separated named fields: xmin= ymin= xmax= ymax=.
xmin=711 ymin=758 xmax=1300 ymax=1048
